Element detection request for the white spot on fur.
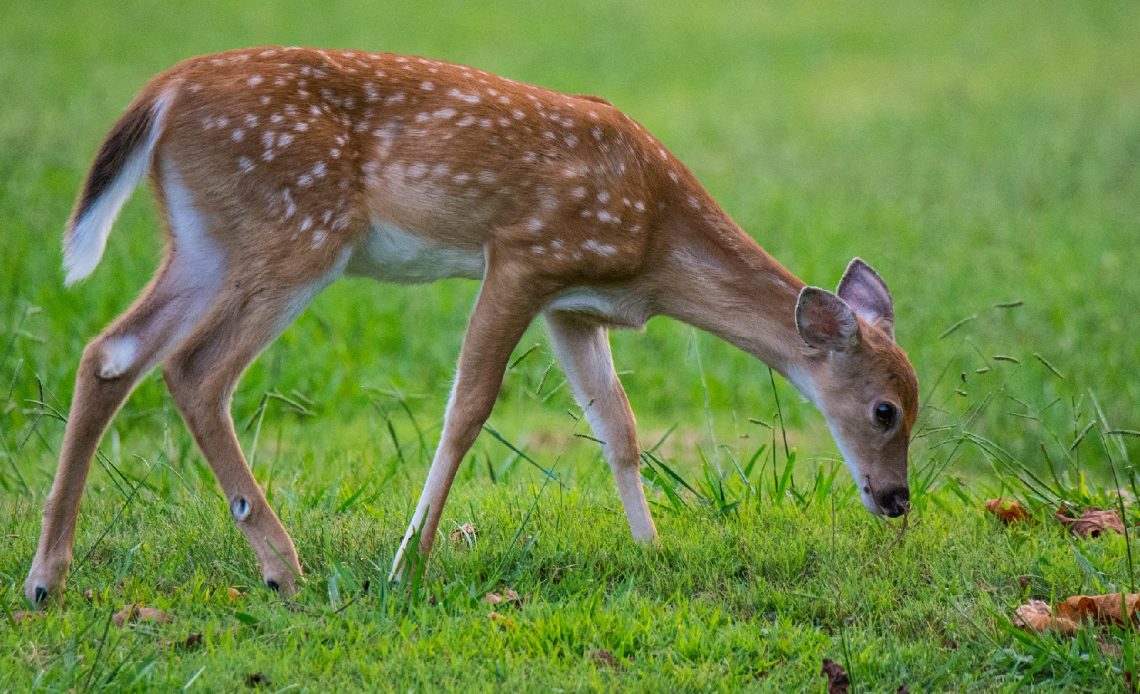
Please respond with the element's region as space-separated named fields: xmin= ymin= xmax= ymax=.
xmin=420 ymin=81 xmax=435 ymax=91
xmin=248 ymin=75 xmax=263 ymax=86
xmin=447 ymin=88 xmax=480 ymax=104
xmin=582 ymin=240 xmax=617 ymax=257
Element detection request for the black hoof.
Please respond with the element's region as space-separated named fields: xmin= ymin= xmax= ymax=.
xmin=33 ymin=586 xmax=49 ymax=605
xmin=266 ymin=580 xmax=281 ymax=593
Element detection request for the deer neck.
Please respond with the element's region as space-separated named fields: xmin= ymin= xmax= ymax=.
xmin=652 ymin=206 xmax=818 ymax=399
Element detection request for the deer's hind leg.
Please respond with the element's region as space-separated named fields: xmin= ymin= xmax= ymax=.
xmin=25 ymin=206 xmax=225 ymax=605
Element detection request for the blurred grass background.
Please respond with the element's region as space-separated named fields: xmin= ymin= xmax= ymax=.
xmin=4 ymin=2 xmax=1140 ymax=689
xmin=2 ymin=0 xmax=1138 ymax=494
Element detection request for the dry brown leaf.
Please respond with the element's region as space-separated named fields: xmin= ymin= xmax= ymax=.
xmin=1055 ymin=508 xmax=1126 ymax=538
xmin=588 ymin=648 xmax=620 ymax=669
xmin=1097 ymin=634 xmax=1123 ymax=659
xmin=1056 ymin=593 xmax=1140 ymax=626
xmin=484 ymin=588 xmax=521 ymax=608
xmin=112 ymin=604 xmax=170 ymax=628
xmin=12 ymin=611 xmax=41 ymax=625
xmin=449 ymin=523 xmax=477 ymax=547
xmin=986 ymin=498 xmax=1031 ymax=523
xmin=1013 ymin=599 xmax=1077 ymax=635
xmin=821 ymin=658 xmax=850 ymax=694
xmin=160 ymin=632 xmax=204 ymax=651
xmin=487 ymin=611 xmax=515 ymax=630
xmin=226 ymin=587 xmax=245 ymax=602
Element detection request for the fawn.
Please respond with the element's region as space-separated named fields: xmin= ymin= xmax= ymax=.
xmin=26 ymin=47 xmax=918 ymax=604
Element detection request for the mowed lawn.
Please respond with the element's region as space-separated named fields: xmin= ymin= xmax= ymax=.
xmin=3 ymin=1 xmax=1140 ymax=690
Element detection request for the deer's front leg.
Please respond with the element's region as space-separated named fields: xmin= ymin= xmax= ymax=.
xmin=390 ymin=264 xmax=547 ymax=581
xmin=545 ymin=311 xmax=658 ymax=543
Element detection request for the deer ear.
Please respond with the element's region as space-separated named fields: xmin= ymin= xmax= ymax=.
xmin=836 ymin=258 xmax=895 ymax=340
xmin=795 ymin=286 xmax=860 ymax=352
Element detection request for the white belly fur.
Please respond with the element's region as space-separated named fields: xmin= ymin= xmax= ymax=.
xmin=546 ymin=287 xmax=650 ymax=330
xmin=345 ymin=221 xmax=485 ymax=283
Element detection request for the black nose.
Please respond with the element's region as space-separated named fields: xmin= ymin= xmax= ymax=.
xmin=877 ymin=487 xmax=910 ymax=517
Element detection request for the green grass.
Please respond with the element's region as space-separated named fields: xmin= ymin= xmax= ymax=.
xmin=3 ymin=0 xmax=1140 ymax=690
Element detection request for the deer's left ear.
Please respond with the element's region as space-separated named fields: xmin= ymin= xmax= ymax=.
xmin=836 ymin=258 xmax=895 ymax=340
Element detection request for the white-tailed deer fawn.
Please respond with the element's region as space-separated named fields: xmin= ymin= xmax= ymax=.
xmin=26 ymin=47 xmax=918 ymax=604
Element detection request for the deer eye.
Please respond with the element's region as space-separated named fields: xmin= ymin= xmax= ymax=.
xmin=873 ymin=402 xmax=897 ymax=429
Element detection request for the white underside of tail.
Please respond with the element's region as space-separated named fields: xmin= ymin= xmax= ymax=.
xmin=63 ymin=88 xmax=176 ymax=286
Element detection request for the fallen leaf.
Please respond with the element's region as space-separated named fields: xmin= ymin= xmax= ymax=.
xmin=484 ymin=589 xmax=522 ymax=608
xmin=12 ymin=611 xmax=41 ymax=625
xmin=487 ymin=611 xmax=515 ymax=630
xmin=82 ymin=589 xmax=97 ymax=603
xmin=986 ymin=498 xmax=1031 ymax=523
xmin=821 ymin=658 xmax=850 ymax=694
xmin=1055 ymin=508 xmax=1126 ymax=538
xmin=227 ymin=587 xmax=245 ymax=602
xmin=1013 ymin=599 xmax=1077 ymax=635
xmin=449 ymin=523 xmax=477 ymax=547
xmin=588 ymin=648 xmax=620 ymax=669
xmin=160 ymin=632 xmax=204 ymax=651
xmin=112 ymin=604 xmax=170 ymax=628
xmin=1056 ymin=593 xmax=1140 ymax=626
xmin=1097 ymin=634 xmax=1123 ymax=658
